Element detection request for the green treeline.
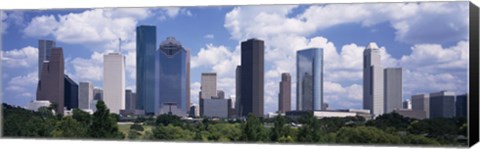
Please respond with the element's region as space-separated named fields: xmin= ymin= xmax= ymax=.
xmin=2 ymin=103 xmax=467 ymax=146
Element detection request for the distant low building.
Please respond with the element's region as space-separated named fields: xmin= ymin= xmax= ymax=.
xmin=394 ymin=109 xmax=427 ymax=120
xmin=286 ymin=109 xmax=372 ymax=121
xmin=202 ymin=98 xmax=231 ymax=118
xmin=158 ymin=102 xmax=186 ymax=117
xmin=27 ymin=100 xmax=51 ymax=112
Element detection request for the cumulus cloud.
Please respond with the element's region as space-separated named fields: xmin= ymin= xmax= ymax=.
xmin=2 ymin=46 xmax=38 ymax=68
xmin=70 ymin=51 xmax=104 ymax=82
xmin=204 ymin=34 xmax=214 ymax=39
xmin=6 ymin=71 xmax=37 ymax=95
xmin=157 ymin=7 xmax=192 ymax=21
xmin=23 ymin=15 xmax=59 ymax=37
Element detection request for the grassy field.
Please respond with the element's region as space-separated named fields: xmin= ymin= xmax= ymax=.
xmin=118 ymin=123 xmax=154 ymax=139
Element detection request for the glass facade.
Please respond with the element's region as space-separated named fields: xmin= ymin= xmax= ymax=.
xmin=136 ymin=25 xmax=156 ymax=115
xmin=296 ymin=48 xmax=323 ymax=111
xmin=156 ymin=37 xmax=190 ymax=115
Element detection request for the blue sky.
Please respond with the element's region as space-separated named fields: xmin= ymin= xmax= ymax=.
xmin=1 ymin=2 xmax=469 ymax=114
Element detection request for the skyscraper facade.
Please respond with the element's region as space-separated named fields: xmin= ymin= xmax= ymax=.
xmin=278 ymin=73 xmax=291 ymax=113
xmin=136 ymin=25 xmax=156 ymax=115
xmin=93 ymin=88 xmax=103 ymax=101
xmin=456 ymin=94 xmax=467 ymax=118
xmin=235 ymin=65 xmax=242 ymax=117
xmin=384 ymin=68 xmax=403 ymax=113
xmin=363 ymin=42 xmax=384 ymax=116
xmin=201 ymin=73 xmax=217 ymax=99
xmin=240 ymin=38 xmax=264 ymax=117
xmin=411 ymin=94 xmax=430 ymax=119
xmin=79 ymin=82 xmax=94 ymax=109
xmin=156 ymin=37 xmax=190 ymax=115
xmin=103 ymin=53 xmax=126 ymax=114
xmin=38 ymin=40 xmax=55 ymax=78
xmin=36 ymin=47 xmax=64 ymax=114
xmin=125 ymin=89 xmax=136 ymax=111
xmin=64 ymin=75 xmax=78 ymax=110
xmin=429 ymin=91 xmax=456 ymax=118
xmin=297 ymin=48 xmax=323 ymax=111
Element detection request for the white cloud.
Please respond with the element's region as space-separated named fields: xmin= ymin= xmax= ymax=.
xmin=6 ymin=71 xmax=37 ymax=93
xmin=190 ymin=82 xmax=201 ymax=105
xmin=191 ymin=44 xmax=239 ymax=77
xmin=70 ymin=51 xmax=104 ymax=82
xmin=23 ymin=15 xmax=58 ymax=37
xmin=400 ymin=41 xmax=468 ymax=72
xmin=2 ymin=46 xmax=38 ymax=68
xmin=225 ymin=2 xmax=468 ymax=44
xmin=204 ymin=34 xmax=214 ymax=39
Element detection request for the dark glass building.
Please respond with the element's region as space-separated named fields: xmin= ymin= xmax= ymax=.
xmin=296 ymin=48 xmax=323 ymax=111
xmin=64 ymin=75 xmax=78 ymax=110
xmin=156 ymin=37 xmax=190 ymax=116
xmin=240 ymin=38 xmax=264 ymax=117
xmin=36 ymin=47 xmax=65 ymax=114
xmin=456 ymin=94 xmax=467 ymax=118
xmin=136 ymin=25 xmax=157 ymax=115
xmin=278 ymin=73 xmax=291 ymax=113
xmin=429 ymin=91 xmax=456 ymax=118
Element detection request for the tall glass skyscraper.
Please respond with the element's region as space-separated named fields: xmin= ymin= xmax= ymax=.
xmin=240 ymin=38 xmax=264 ymax=117
xmin=136 ymin=25 xmax=156 ymax=115
xmin=156 ymin=37 xmax=190 ymax=116
xmin=296 ymin=48 xmax=323 ymax=111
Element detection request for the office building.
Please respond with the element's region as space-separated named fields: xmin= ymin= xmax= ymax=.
xmin=64 ymin=75 xmax=78 ymax=110
xmin=394 ymin=109 xmax=427 ymax=119
xmin=411 ymin=94 xmax=430 ymax=119
xmin=156 ymin=37 xmax=190 ymax=116
xmin=125 ymin=89 xmax=136 ymax=111
xmin=38 ymin=40 xmax=56 ymax=78
xmin=456 ymin=94 xmax=467 ymax=118
xmin=384 ymin=68 xmax=403 ymax=113
xmin=363 ymin=42 xmax=384 ymax=116
xmin=93 ymin=88 xmax=103 ymax=101
xmin=189 ymin=104 xmax=200 ymax=118
xmin=202 ymin=98 xmax=231 ymax=118
xmin=429 ymin=91 xmax=455 ymax=118
xmin=36 ymin=47 xmax=64 ymax=114
xmin=103 ymin=53 xmax=126 ymax=114
xmin=136 ymin=25 xmax=156 ymax=114
xmin=239 ymin=38 xmax=265 ymax=117
xmin=199 ymin=73 xmax=217 ymax=116
xmin=278 ymin=73 xmax=291 ymax=113
xmin=297 ymin=48 xmax=323 ymax=111
xmin=27 ymin=100 xmax=52 ymax=112
xmin=79 ymin=82 xmax=94 ymax=110
xmin=235 ymin=65 xmax=242 ymax=117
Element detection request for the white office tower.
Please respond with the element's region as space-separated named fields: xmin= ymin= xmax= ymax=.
xmin=79 ymin=82 xmax=94 ymax=109
xmin=103 ymin=53 xmax=126 ymax=114
xmin=384 ymin=68 xmax=403 ymax=113
xmin=201 ymin=73 xmax=217 ymax=99
xmin=363 ymin=42 xmax=384 ymax=117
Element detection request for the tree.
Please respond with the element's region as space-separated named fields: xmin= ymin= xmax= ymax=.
xmin=296 ymin=113 xmax=322 ymax=142
xmin=270 ymin=115 xmax=293 ymax=142
xmin=151 ymin=124 xmax=194 ymax=141
xmin=130 ymin=123 xmax=145 ymax=131
xmin=155 ymin=114 xmax=182 ymax=126
xmin=240 ymin=113 xmax=268 ymax=142
xmin=72 ymin=108 xmax=91 ymax=125
xmin=51 ymin=117 xmax=88 ymax=138
xmin=88 ymin=100 xmax=124 ymax=139
xmin=335 ymin=126 xmax=402 ymax=144
xmin=366 ymin=112 xmax=412 ymax=132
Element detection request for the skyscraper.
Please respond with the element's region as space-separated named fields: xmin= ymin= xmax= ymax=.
xmin=201 ymin=73 xmax=217 ymax=99
xmin=403 ymin=99 xmax=412 ymax=109
xmin=429 ymin=91 xmax=456 ymax=118
xmin=411 ymin=94 xmax=430 ymax=119
xmin=235 ymin=65 xmax=242 ymax=117
xmin=278 ymin=73 xmax=291 ymax=113
xmin=363 ymin=42 xmax=384 ymax=116
xmin=79 ymin=82 xmax=94 ymax=109
xmin=456 ymin=94 xmax=467 ymax=118
xmin=125 ymin=89 xmax=136 ymax=111
xmin=156 ymin=37 xmax=190 ymax=116
xmin=103 ymin=53 xmax=126 ymax=114
xmin=36 ymin=47 xmax=64 ymax=114
xmin=136 ymin=25 xmax=156 ymax=115
xmin=240 ymin=38 xmax=264 ymax=117
xmin=64 ymin=75 xmax=78 ymax=110
xmin=384 ymin=68 xmax=403 ymax=113
xmin=38 ymin=40 xmax=56 ymax=78
xmin=297 ymin=48 xmax=323 ymax=111
xmin=93 ymin=88 xmax=103 ymax=101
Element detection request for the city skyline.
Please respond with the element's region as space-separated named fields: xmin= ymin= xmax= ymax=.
xmin=1 ymin=2 xmax=470 ymax=114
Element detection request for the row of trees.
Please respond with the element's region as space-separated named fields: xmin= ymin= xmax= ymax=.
xmin=2 ymin=101 xmax=124 ymax=139
xmin=2 ymin=102 xmax=466 ymax=146
xmin=128 ymin=113 xmax=465 ymax=146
